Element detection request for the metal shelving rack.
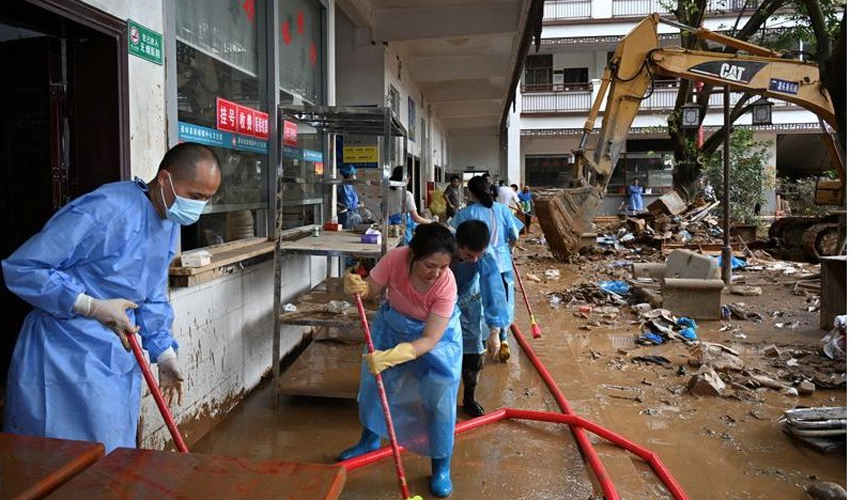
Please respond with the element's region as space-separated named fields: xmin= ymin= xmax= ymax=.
xmin=271 ymin=105 xmax=408 ymax=385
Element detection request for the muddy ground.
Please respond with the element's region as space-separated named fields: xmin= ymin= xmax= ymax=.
xmin=194 ymin=231 xmax=846 ymax=500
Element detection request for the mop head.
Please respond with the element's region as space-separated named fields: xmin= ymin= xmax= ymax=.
xmin=531 ymin=322 xmax=542 ymax=339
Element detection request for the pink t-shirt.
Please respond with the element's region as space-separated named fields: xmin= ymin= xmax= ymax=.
xmin=369 ymin=247 xmax=457 ymax=321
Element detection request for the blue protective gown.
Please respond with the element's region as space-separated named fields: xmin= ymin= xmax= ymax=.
xmin=450 ymin=202 xmax=523 ymax=329
xmin=1 ymin=178 xmax=179 ymax=453
xmin=358 ymin=303 xmax=462 ymax=459
xmin=337 ymin=184 xmax=361 ymax=229
xmin=450 ymin=249 xmax=510 ymax=354
xmin=628 ymin=184 xmax=644 ymax=212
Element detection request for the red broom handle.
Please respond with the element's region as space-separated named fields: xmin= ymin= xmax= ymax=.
xmin=354 ymin=294 xmax=412 ymax=500
xmin=510 ymin=254 xmax=542 ymax=338
xmin=127 ymin=333 xmax=189 ymax=453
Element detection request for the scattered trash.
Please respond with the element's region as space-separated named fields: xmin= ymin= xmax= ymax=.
xmin=688 ymin=343 xmax=744 ymax=372
xmin=716 ymin=255 xmax=747 ymax=270
xmin=544 ymin=269 xmax=561 ymax=279
xmin=821 ymin=315 xmax=846 ymax=361
xmin=633 ymin=355 xmax=671 ymax=366
xmin=525 ymin=273 xmax=542 ymax=283
xmin=688 ymin=366 xmax=725 ymax=396
xmin=723 ymin=303 xmax=764 ymax=322
xmin=597 ymin=280 xmax=630 ymax=296
xmin=324 ymin=300 xmax=351 ymax=314
xmin=730 ymin=285 xmax=763 ymax=296
xmin=283 ymin=303 xmax=297 ymax=312
xmin=637 ymin=332 xmax=664 ymax=345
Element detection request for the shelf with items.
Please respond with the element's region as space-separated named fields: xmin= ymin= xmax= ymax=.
xmin=271 ymin=105 xmax=409 ymax=389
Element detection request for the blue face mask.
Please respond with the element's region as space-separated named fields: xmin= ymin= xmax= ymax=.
xmin=160 ymin=171 xmax=207 ymax=225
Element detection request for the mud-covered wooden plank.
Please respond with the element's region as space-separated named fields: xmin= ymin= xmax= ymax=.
xmin=46 ymin=448 xmax=346 ymax=500
xmin=279 ymin=278 xmax=380 ymax=327
xmin=0 ymin=432 xmax=104 ymax=500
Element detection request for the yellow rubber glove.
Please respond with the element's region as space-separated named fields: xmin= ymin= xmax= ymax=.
xmin=344 ymin=273 xmax=369 ymax=297
xmin=365 ymin=342 xmax=416 ymax=375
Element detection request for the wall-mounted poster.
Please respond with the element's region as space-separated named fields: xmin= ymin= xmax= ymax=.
xmin=408 ymin=96 xmax=416 ymax=142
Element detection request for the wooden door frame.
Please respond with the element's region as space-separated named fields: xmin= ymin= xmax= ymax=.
xmin=25 ymin=0 xmax=131 ymax=180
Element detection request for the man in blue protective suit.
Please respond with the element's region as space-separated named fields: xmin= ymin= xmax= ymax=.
xmin=336 ymin=165 xmax=361 ymax=229
xmin=1 ymin=142 xmax=221 ymax=453
xmin=451 ymin=220 xmax=510 ymax=417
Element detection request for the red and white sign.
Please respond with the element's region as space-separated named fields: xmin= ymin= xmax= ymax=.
xmin=253 ymin=110 xmax=269 ymax=139
xmin=237 ymin=105 xmax=253 ymax=135
xmin=217 ymin=97 xmax=270 ymax=141
xmin=283 ymin=120 xmax=298 ymax=147
xmin=216 ymin=98 xmax=238 ymax=132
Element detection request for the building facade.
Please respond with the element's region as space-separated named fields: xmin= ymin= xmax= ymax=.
xmin=507 ymin=0 xmax=835 ymax=214
xmin=0 ymin=0 xmax=536 ymax=449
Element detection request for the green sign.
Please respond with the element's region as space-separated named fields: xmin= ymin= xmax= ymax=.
xmin=128 ymin=20 xmax=163 ymax=65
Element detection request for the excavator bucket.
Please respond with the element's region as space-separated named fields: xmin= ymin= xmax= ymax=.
xmin=534 ymin=185 xmax=603 ymax=260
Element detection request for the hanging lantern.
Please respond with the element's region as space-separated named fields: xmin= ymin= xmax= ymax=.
xmin=751 ymin=97 xmax=773 ymax=125
xmin=681 ymin=102 xmax=701 ymax=129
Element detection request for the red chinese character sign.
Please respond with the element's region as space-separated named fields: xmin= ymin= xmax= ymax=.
xmin=216 ymin=98 xmax=238 ymax=132
xmin=216 ymin=97 xmax=270 ymax=141
xmin=253 ymin=110 xmax=269 ymax=140
xmin=283 ymin=120 xmax=298 ymax=147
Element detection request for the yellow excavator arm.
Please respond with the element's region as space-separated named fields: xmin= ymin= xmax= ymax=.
xmin=537 ymin=14 xmax=840 ymax=260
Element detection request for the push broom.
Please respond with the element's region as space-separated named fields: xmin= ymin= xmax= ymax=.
xmin=353 ymin=293 xmax=422 ymax=500
xmin=127 ymin=333 xmax=189 ymax=453
xmin=511 ymin=255 xmax=542 ymax=339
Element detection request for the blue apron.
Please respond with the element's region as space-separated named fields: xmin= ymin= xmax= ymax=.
xmin=389 ymin=212 xmax=415 ymax=246
xmin=358 ymin=303 xmax=462 ymax=459
xmin=452 ymin=249 xmax=510 ymax=354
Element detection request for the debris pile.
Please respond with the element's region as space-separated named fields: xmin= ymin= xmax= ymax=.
xmin=781 ymin=406 xmax=846 ymax=454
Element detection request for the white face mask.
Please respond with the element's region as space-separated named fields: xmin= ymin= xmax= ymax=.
xmin=160 ymin=171 xmax=207 ymax=225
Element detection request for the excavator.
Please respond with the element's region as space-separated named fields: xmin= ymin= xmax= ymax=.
xmin=535 ymin=13 xmax=844 ymax=260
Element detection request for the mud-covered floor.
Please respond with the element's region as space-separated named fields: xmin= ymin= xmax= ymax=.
xmin=193 ymin=232 xmax=846 ymax=499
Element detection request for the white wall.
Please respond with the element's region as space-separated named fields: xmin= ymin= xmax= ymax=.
xmin=335 ymin=10 xmax=384 ymax=107
xmin=141 ymin=256 xmax=325 ymax=449
xmin=81 ymin=0 xmax=167 ymax=181
xmin=449 ymin=135 xmax=501 ymax=177
xmin=77 ymin=0 xmax=331 ymax=449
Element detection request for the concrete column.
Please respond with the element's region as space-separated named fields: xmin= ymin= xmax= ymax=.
xmin=592 ymin=0 xmax=613 ymax=19
xmin=507 ymin=82 xmax=522 ymax=184
xmin=756 ymin=131 xmax=778 ymax=214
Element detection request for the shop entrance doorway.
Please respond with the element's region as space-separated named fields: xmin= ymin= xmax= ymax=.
xmin=0 ymin=0 xmax=128 ymax=386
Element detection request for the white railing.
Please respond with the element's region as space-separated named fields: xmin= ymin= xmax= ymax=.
xmin=544 ymin=0 xmax=593 ymax=20
xmin=611 ymin=0 xmax=757 ymax=17
xmin=612 ymin=0 xmax=666 ymax=17
xmin=522 ymin=91 xmax=593 ymax=112
xmin=522 ymin=85 xmax=790 ymax=114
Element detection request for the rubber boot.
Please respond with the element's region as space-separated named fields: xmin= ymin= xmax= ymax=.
xmin=337 ymin=427 xmax=381 ymax=461
xmin=461 ymin=353 xmax=485 ymax=417
xmin=430 ymin=457 xmax=453 ymax=497
xmin=498 ymin=340 xmax=511 ymax=362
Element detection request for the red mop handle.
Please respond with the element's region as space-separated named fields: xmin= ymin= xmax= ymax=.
xmin=127 ymin=333 xmax=189 ymax=453
xmin=511 ymin=255 xmax=542 ymax=339
xmin=354 ymin=294 xmax=412 ymax=500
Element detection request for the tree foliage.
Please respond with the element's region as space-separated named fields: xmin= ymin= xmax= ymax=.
xmin=667 ymin=0 xmax=846 ymax=192
xmin=701 ymin=128 xmax=773 ymax=224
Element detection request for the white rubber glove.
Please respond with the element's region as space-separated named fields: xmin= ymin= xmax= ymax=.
xmin=487 ymin=328 xmax=501 ymax=361
xmin=73 ymin=293 xmax=138 ymax=351
xmin=157 ymin=348 xmax=185 ymax=406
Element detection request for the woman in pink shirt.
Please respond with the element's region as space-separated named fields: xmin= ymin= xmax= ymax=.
xmin=340 ymin=223 xmax=461 ymax=498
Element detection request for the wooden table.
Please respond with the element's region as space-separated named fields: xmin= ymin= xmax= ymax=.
xmin=0 ymin=433 xmax=104 ymax=499
xmin=279 ymin=230 xmax=401 ymax=257
xmin=46 ymin=448 xmax=346 ymax=500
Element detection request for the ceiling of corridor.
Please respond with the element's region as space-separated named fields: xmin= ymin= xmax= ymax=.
xmin=337 ymin=0 xmax=540 ymax=137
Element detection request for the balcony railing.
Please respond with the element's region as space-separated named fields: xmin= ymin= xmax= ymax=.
xmin=521 ymin=82 xmax=593 ymax=93
xmin=523 ymin=90 xmax=592 ymax=113
xmin=611 ymin=0 xmax=758 ymax=17
xmin=521 ymin=81 xmax=790 ymax=114
xmin=612 ymin=0 xmax=665 ymax=17
xmin=544 ymin=0 xmax=592 ymax=20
